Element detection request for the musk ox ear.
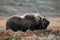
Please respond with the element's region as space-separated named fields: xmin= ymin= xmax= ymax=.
xmin=42 ymin=18 xmax=50 ymax=29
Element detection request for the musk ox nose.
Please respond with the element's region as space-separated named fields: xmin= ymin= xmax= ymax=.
xmin=42 ymin=18 xmax=50 ymax=29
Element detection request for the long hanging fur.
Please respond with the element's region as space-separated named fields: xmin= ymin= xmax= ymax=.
xmin=6 ymin=13 xmax=50 ymax=32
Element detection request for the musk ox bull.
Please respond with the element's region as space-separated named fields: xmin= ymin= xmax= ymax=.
xmin=6 ymin=13 xmax=50 ymax=32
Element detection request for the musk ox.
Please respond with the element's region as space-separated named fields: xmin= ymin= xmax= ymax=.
xmin=6 ymin=13 xmax=50 ymax=32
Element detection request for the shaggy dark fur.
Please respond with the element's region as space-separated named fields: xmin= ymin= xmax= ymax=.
xmin=6 ymin=14 xmax=50 ymax=32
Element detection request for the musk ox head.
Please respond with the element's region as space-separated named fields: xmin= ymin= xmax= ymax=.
xmin=6 ymin=13 xmax=50 ymax=32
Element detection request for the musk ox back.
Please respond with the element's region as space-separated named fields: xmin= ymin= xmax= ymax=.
xmin=6 ymin=13 xmax=50 ymax=32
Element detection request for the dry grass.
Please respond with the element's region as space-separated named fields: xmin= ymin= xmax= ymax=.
xmin=0 ymin=29 xmax=60 ymax=40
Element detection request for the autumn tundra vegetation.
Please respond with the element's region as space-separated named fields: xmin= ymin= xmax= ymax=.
xmin=0 ymin=13 xmax=60 ymax=40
